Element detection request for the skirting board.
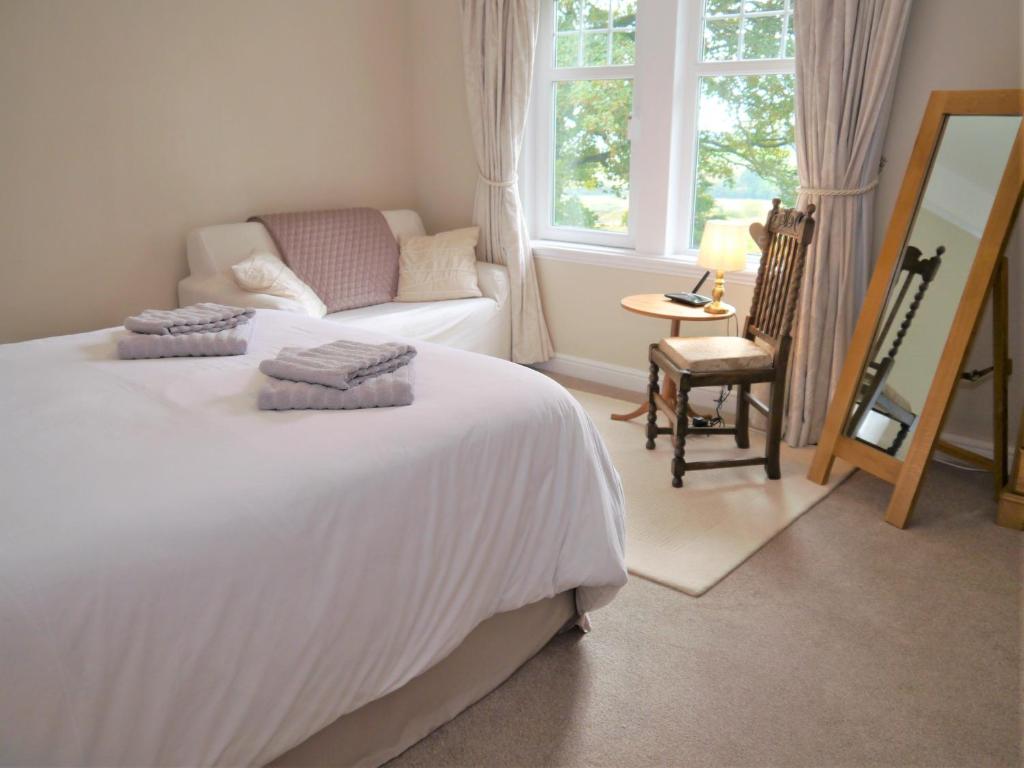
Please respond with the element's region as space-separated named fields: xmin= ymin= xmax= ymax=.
xmin=534 ymin=352 xmax=997 ymax=459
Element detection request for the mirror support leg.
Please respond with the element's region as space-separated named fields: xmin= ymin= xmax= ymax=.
xmin=993 ymin=255 xmax=1010 ymax=498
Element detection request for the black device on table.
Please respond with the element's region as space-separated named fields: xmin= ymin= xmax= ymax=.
xmin=665 ymin=271 xmax=712 ymax=306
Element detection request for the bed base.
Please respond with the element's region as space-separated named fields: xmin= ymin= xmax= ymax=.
xmin=269 ymin=590 xmax=577 ymax=767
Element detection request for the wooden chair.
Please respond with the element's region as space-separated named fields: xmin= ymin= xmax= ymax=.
xmin=646 ymin=199 xmax=816 ymax=487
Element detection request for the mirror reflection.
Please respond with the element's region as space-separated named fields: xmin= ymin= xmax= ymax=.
xmin=846 ymin=115 xmax=1022 ymax=458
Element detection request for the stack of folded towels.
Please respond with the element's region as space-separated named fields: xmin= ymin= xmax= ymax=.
xmin=258 ymin=339 xmax=416 ymax=411
xmin=118 ymin=303 xmax=254 ymax=359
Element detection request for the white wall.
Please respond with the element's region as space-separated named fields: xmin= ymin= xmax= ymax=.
xmin=0 ymin=0 xmax=416 ymax=343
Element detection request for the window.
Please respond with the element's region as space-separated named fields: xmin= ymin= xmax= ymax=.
xmin=528 ymin=0 xmax=798 ymax=265
xmin=690 ymin=0 xmax=797 ymax=249
xmin=533 ymin=1 xmax=637 ymax=246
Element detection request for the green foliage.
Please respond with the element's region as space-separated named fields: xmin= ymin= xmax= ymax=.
xmin=550 ymin=2 xmax=796 ymax=240
xmin=692 ymin=74 xmax=797 ymax=245
xmin=553 ymin=79 xmax=633 ymax=231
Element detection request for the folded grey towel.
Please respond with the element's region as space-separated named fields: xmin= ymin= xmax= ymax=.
xmin=117 ymin=324 xmax=252 ymax=359
xmin=258 ymin=364 xmax=415 ymax=410
xmin=259 ymin=339 xmax=416 ymax=390
xmin=125 ymin=303 xmax=254 ymax=335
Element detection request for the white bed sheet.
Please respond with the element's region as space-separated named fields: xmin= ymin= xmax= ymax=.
xmin=326 ymin=295 xmax=507 ymax=358
xmin=0 ymin=310 xmax=626 ymax=766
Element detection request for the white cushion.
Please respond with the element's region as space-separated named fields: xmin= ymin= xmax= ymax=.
xmin=395 ymin=227 xmax=482 ymax=302
xmin=231 ymin=251 xmax=327 ymax=318
xmin=327 ymin=297 xmax=502 ymax=355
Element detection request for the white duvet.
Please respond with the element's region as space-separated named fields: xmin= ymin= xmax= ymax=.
xmin=0 ymin=310 xmax=626 ymax=766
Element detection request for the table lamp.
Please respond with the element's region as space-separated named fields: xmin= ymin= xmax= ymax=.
xmin=697 ymin=219 xmax=751 ymax=315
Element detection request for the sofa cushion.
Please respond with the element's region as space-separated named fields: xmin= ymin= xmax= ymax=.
xmin=396 ymin=227 xmax=482 ymax=302
xmin=249 ymin=208 xmax=399 ymax=313
xmin=231 ymin=251 xmax=327 ymax=318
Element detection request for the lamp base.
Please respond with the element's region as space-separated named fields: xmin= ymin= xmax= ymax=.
xmin=703 ymin=270 xmax=728 ymax=314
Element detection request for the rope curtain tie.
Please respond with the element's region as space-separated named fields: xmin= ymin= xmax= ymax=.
xmin=798 ymin=178 xmax=880 ymax=197
xmin=478 ymin=172 xmax=518 ymax=188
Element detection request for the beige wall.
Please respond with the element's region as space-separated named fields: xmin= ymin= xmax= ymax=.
xmin=408 ymin=0 xmax=478 ymax=235
xmin=537 ymin=260 xmax=754 ymax=372
xmin=0 ymin=0 xmax=416 ymax=343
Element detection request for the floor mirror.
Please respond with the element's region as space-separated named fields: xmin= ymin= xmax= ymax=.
xmin=808 ymin=90 xmax=1024 ymax=528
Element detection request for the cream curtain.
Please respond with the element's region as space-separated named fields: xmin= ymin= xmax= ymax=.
xmin=460 ymin=0 xmax=554 ymax=364
xmin=785 ymin=0 xmax=913 ymax=446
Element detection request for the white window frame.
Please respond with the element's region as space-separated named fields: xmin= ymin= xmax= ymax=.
xmin=526 ymin=0 xmax=796 ymax=272
xmin=530 ymin=2 xmax=641 ymax=248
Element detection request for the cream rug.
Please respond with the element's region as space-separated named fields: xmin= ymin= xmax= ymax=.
xmin=571 ymin=389 xmax=854 ymax=596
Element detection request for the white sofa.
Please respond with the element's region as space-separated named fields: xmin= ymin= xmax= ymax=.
xmin=178 ymin=210 xmax=512 ymax=359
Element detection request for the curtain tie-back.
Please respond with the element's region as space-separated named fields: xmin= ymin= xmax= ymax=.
xmin=478 ymin=172 xmax=518 ymax=188
xmin=798 ymin=178 xmax=879 ymax=197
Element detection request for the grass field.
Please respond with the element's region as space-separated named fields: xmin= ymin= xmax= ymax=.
xmin=561 ymin=192 xmax=777 ymax=236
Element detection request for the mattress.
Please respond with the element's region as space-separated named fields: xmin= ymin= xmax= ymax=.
xmin=0 ymin=310 xmax=627 ymax=766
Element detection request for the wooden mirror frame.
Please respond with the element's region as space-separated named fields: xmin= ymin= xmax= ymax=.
xmin=808 ymin=89 xmax=1024 ymax=528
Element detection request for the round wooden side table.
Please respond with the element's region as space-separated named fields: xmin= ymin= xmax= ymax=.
xmin=612 ymin=293 xmax=736 ymax=422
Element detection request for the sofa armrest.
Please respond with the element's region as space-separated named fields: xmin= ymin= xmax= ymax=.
xmin=177 ymin=273 xmax=312 ymax=315
xmin=475 ymin=262 xmax=510 ymax=309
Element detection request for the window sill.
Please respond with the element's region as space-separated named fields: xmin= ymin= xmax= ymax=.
xmin=531 ymin=240 xmax=758 ymax=287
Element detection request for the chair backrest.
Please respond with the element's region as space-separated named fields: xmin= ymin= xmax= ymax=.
xmin=868 ymin=244 xmax=944 ymax=365
xmin=746 ymin=199 xmax=816 ymax=348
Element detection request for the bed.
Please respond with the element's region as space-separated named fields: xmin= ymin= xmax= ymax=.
xmin=0 ymin=310 xmax=627 ymax=766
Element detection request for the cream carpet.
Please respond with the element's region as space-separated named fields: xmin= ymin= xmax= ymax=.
xmin=572 ymin=389 xmax=854 ymax=596
xmin=391 ymin=465 xmax=1019 ymax=767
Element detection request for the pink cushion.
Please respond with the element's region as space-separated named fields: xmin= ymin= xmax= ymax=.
xmin=250 ymin=208 xmax=399 ymax=312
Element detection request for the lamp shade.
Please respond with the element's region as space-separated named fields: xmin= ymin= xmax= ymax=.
xmin=697 ymin=220 xmax=752 ymax=272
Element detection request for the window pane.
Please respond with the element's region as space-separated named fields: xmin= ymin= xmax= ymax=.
xmin=702 ymin=0 xmax=793 ymax=62
xmin=612 ymin=0 xmax=637 ymax=28
xmin=611 ymin=30 xmax=635 ymax=65
xmin=583 ymin=31 xmax=610 ymax=66
xmin=583 ymin=0 xmax=610 ymax=29
xmin=553 ymin=79 xmax=633 ymax=233
xmin=556 ymin=0 xmax=634 ymax=68
xmin=744 ymin=0 xmax=785 ymax=11
xmin=706 ymin=0 xmax=741 ymax=13
xmin=743 ymin=14 xmax=785 ymax=59
xmin=556 ymin=33 xmax=580 ymax=67
xmin=703 ymin=17 xmax=740 ymax=61
xmin=556 ymin=0 xmax=579 ymax=32
xmin=691 ymin=74 xmax=797 ymax=249
xmin=785 ymin=21 xmax=795 ymax=57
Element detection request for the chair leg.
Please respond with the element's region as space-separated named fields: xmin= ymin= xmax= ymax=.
xmin=735 ymin=383 xmax=750 ymax=449
xmin=672 ymin=383 xmax=690 ymax=488
xmin=646 ymin=359 xmax=660 ymax=450
xmin=765 ymin=380 xmax=785 ymax=480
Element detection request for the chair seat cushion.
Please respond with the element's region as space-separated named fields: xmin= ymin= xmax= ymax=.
xmin=658 ymin=336 xmax=773 ymax=373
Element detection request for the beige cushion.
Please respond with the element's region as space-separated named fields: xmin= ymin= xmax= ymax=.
xmin=231 ymin=250 xmax=327 ymax=317
xmin=395 ymin=227 xmax=482 ymax=302
xmin=658 ymin=336 xmax=773 ymax=373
